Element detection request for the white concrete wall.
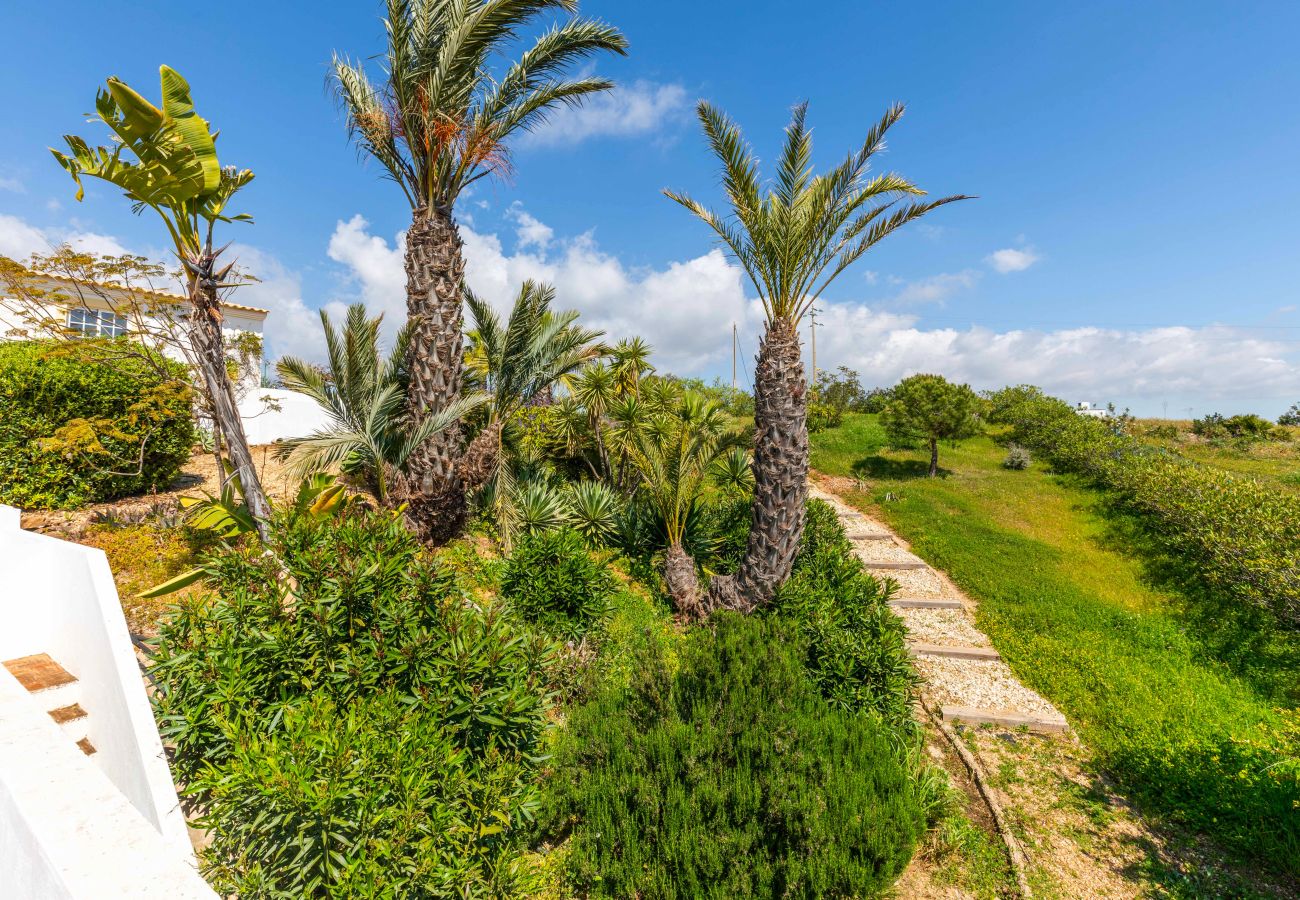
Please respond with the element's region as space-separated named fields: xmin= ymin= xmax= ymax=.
xmin=0 ymin=668 xmax=214 ymax=899
xmin=239 ymin=387 xmax=332 ymax=445
xmin=0 ymin=511 xmax=191 ymax=858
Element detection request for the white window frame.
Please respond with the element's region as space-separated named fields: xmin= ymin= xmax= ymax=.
xmin=67 ymin=307 xmax=128 ymax=338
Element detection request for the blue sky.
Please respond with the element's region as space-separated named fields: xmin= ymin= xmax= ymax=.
xmin=3 ymin=1 xmax=1299 ymax=416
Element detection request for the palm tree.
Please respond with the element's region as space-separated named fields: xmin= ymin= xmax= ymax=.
xmin=610 ymin=337 xmax=654 ymax=398
xmin=331 ymin=1 xmax=627 ymax=543
xmin=275 ymin=305 xmax=482 ymax=504
xmin=625 ymin=391 xmax=740 ymax=616
xmin=667 ymin=101 xmax=969 ymax=614
xmin=51 ymin=67 xmax=274 ymax=540
xmin=460 ymin=280 xmax=603 ymax=524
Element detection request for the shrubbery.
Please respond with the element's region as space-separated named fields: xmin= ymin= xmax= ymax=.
xmin=539 ymin=613 xmax=927 ymax=899
xmin=152 ymin=510 xmax=553 ymax=897
xmin=1192 ymin=411 xmax=1284 ymax=444
xmin=1003 ymin=393 xmax=1300 ymax=630
xmin=501 ymin=527 xmax=616 ymax=640
xmin=1002 ymin=443 xmax=1031 ymax=470
xmin=0 ymin=340 xmax=195 ymax=508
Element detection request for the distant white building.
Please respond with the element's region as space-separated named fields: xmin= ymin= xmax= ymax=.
xmin=1074 ymin=401 xmax=1112 ymax=419
xmin=0 ymin=272 xmax=268 ymax=395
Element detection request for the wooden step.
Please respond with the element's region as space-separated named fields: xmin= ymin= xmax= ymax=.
xmin=889 ymin=597 xmax=964 ymax=610
xmin=76 ymin=737 xmax=97 ymax=756
xmin=48 ymin=703 xmax=87 ymax=725
xmin=909 ymin=643 xmax=1001 ymax=661
xmin=941 ymin=705 xmax=1069 ymax=734
xmin=847 ymin=531 xmax=893 ymax=541
xmin=864 ymin=561 xmax=929 ymax=571
xmin=3 ymin=654 xmax=77 ymax=693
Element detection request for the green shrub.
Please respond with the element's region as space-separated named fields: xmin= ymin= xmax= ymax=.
xmin=0 ymin=340 xmax=195 ymax=508
xmin=540 ymin=613 xmax=926 ymax=899
xmin=501 ymin=528 xmax=616 ymax=640
xmin=1007 ymin=394 xmax=1300 ymax=630
xmin=769 ymin=500 xmax=918 ymax=730
xmin=806 ymin=397 xmax=844 ymax=433
xmin=195 ymin=693 xmax=540 ymax=898
xmin=151 ymin=510 xmax=552 ymax=896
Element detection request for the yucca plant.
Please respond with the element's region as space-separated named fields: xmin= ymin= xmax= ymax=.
xmin=276 ymin=304 xmax=484 ymax=504
xmin=711 ymin=447 xmax=756 ymax=497
xmin=667 ymin=101 xmax=968 ymax=613
xmin=513 ymin=480 xmax=572 ymax=536
xmin=566 ymin=480 xmax=621 ymax=546
xmin=332 ymin=1 xmax=627 ymax=543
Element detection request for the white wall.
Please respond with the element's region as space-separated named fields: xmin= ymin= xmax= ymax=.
xmin=0 ymin=668 xmax=214 ymax=899
xmin=239 ymin=387 xmax=331 ymax=445
xmin=0 ymin=511 xmax=191 ymax=857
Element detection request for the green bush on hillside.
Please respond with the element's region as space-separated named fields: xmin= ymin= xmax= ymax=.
xmin=1005 ymin=393 xmax=1300 ymax=630
xmin=0 ymin=340 xmax=195 ymax=509
xmin=152 ymin=510 xmax=553 ymax=896
xmin=540 ymin=613 xmax=927 ymax=899
xmin=501 ymin=527 xmax=617 ymax=640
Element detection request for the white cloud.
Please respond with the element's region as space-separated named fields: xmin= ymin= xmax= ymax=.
xmin=891 ymin=269 xmax=981 ymax=306
xmin=326 ymin=214 xmax=407 ymax=333
xmin=522 ymin=80 xmax=688 ymax=147
xmin=507 ymin=203 xmax=554 ymax=249
xmin=229 ymin=244 xmax=325 ymax=364
xmin=986 ymin=247 xmax=1041 ymax=273
xmin=0 ymin=176 xmax=23 ymax=193
xmin=0 ymin=213 xmax=134 ymax=262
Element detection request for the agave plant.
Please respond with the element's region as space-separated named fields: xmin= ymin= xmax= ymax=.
xmin=331 ymin=1 xmax=627 ymax=543
xmin=711 ymin=447 xmax=756 ymax=497
xmin=513 ymin=481 xmax=572 ymax=536
xmin=276 ymin=304 xmax=485 ymax=504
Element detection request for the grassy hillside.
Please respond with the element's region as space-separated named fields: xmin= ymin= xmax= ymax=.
xmin=810 ymin=414 xmax=1299 ymax=874
xmin=1131 ymin=418 xmax=1300 ymax=492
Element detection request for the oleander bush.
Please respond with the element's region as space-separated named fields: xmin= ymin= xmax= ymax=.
xmin=1004 ymin=393 xmax=1300 ymax=630
xmin=539 ymin=613 xmax=927 ymax=899
xmin=501 ymin=527 xmax=617 ymax=640
xmin=151 ymin=509 xmax=553 ymax=897
xmin=0 ymin=340 xmax=195 ymax=509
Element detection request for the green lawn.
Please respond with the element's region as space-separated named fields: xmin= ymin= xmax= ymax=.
xmin=810 ymin=414 xmax=1299 ymax=874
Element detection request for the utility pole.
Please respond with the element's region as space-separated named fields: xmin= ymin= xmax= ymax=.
xmin=809 ymin=306 xmax=819 ymax=390
xmin=732 ymin=322 xmax=737 ymax=390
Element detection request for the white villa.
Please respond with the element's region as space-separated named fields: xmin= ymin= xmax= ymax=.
xmin=0 ymin=272 xmax=268 ymax=395
xmin=1074 ymin=401 xmax=1112 ymax=419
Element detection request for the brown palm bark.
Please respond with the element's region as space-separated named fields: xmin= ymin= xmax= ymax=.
xmin=704 ymin=318 xmax=809 ymax=614
xmin=664 ymin=541 xmax=706 ymax=620
xmin=186 ymin=264 xmax=272 ymax=543
xmin=459 ymin=419 xmax=502 ymax=495
xmin=398 ymin=206 xmax=467 ymax=543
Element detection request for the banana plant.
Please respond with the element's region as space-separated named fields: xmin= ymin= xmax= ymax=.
xmin=53 ymin=66 xmax=273 ymax=541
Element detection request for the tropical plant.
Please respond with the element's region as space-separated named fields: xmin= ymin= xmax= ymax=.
xmin=461 ymin=281 xmax=604 ymax=534
xmin=666 ymin=101 xmax=967 ymax=614
xmin=566 ymin=480 xmax=621 ymax=546
xmin=624 ymin=392 xmax=741 ymax=614
xmin=710 ymin=446 xmax=755 ymax=497
xmin=331 ymin=1 xmax=627 ymax=543
xmin=51 ymin=66 xmax=272 ymax=539
xmin=276 ymin=304 xmax=483 ymax=504
xmin=881 ymin=374 xmax=982 ymax=476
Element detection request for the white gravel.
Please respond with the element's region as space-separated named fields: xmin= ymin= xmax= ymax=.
xmin=854 ymin=541 xmax=928 ymax=565
xmin=915 ymin=656 xmax=1062 ymax=719
xmin=896 ymin=608 xmax=991 ymax=648
xmin=882 ymin=566 xmax=947 ymax=597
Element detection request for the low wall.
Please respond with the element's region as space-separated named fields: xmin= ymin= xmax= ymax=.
xmin=238 ymin=388 xmax=331 ymax=445
xmin=0 ymin=509 xmax=193 ymax=860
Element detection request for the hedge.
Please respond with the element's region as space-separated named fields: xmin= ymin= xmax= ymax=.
xmin=0 ymin=340 xmax=195 ymax=509
xmin=1004 ymin=394 xmax=1300 ymax=630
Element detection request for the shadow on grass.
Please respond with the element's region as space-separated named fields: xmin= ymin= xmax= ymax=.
xmin=850 ymin=455 xmax=949 ymax=481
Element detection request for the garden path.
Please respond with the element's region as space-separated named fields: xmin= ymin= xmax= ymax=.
xmin=808 ymin=481 xmax=1068 ymax=733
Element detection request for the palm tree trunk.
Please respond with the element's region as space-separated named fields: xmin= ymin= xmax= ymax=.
xmin=188 ymin=278 xmax=272 ymax=543
xmin=399 ymin=206 xmax=467 ymax=543
xmin=460 ymin=419 xmax=502 ymax=494
xmin=928 ymin=438 xmax=939 ymax=477
xmin=664 ymin=541 xmax=706 ymax=619
xmin=705 ymin=318 xmax=808 ymax=614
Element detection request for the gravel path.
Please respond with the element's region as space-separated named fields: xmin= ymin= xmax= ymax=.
xmin=809 ymin=481 xmax=1068 ymax=732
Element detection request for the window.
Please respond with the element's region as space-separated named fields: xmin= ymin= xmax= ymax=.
xmin=67 ymin=308 xmax=128 ymax=338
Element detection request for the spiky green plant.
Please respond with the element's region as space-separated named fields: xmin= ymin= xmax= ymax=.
xmin=566 ymin=480 xmax=621 ymax=546
xmin=276 ymin=304 xmax=484 ymax=503
xmin=667 ymin=100 xmax=969 ymax=614
xmin=332 ymin=1 xmax=626 ymax=543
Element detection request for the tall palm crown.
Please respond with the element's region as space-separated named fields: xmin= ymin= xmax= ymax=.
xmin=331 ymin=0 xmax=626 ymax=543
xmin=667 ymin=101 xmax=969 ymax=616
xmin=332 ymin=1 xmax=627 ymax=212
